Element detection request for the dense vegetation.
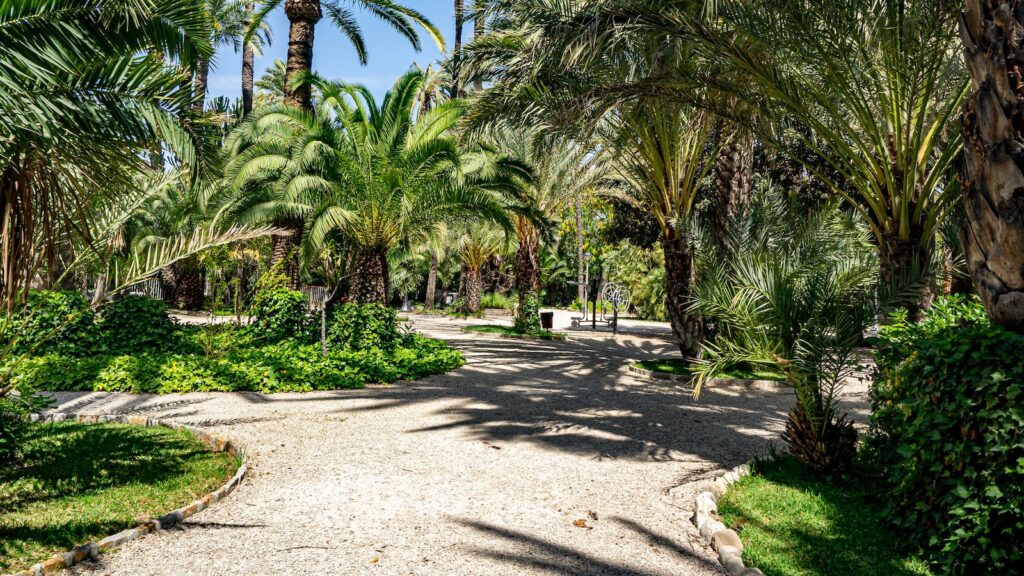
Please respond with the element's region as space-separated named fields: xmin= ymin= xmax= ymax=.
xmin=3 ymin=0 xmax=1024 ymax=573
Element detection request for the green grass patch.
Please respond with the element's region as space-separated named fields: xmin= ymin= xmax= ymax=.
xmin=463 ymin=325 xmax=566 ymax=340
xmin=0 ymin=421 xmax=238 ymax=573
xmin=634 ymin=359 xmax=786 ymax=380
xmin=717 ymin=456 xmax=932 ymax=576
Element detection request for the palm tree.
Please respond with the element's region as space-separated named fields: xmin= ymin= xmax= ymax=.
xmin=603 ymin=101 xmax=716 ymax=357
xmin=241 ymin=1 xmax=273 ymax=116
xmin=687 ymin=0 xmax=965 ymax=319
xmin=130 ymin=173 xmax=211 ymax=310
xmin=223 ymin=70 xmax=519 ymax=302
xmin=959 ymin=1 xmax=1024 ymax=332
xmin=252 ymin=0 xmax=444 ymax=110
xmin=455 ymin=223 xmax=508 ymax=313
xmin=193 ymin=0 xmax=247 ymax=111
xmin=691 ymin=187 xmax=879 ymax=473
xmin=0 ymin=0 xmax=213 ymax=309
xmin=481 ymin=130 xmax=605 ymax=331
xmin=414 ymin=64 xmax=451 ymax=308
xmin=452 ymin=0 xmax=465 ymax=97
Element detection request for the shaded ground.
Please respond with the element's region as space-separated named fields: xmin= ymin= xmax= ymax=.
xmin=38 ymin=315 xmax=868 ymax=576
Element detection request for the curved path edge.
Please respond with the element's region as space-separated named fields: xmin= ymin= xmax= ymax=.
xmin=690 ymin=462 xmax=763 ymax=576
xmin=6 ymin=413 xmax=248 ymax=576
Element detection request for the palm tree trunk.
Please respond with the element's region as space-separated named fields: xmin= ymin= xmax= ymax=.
xmin=959 ymin=1 xmax=1024 ymax=331
xmin=661 ymin=227 xmax=702 ymax=358
xmin=878 ymin=229 xmax=933 ymax=322
xmin=283 ymin=0 xmax=321 ymax=110
xmin=575 ymin=193 xmax=586 ymax=304
xmin=173 ymin=256 xmax=205 ymax=311
xmin=242 ymin=1 xmax=255 ymax=116
xmin=270 ymin=221 xmax=302 ymax=288
xmin=193 ymin=56 xmax=210 ymax=111
xmin=452 ymin=0 xmax=464 ymax=97
xmin=425 ymin=249 xmax=438 ymax=308
xmin=465 ymin=265 xmax=482 ymax=313
xmin=713 ymin=128 xmax=754 ymax=261
xmin=473 ymin=1 xmax=484 ymax=91
xmin=514 ymin=220 xmax=540 ymax=329
xmin=350 ymin=248 xmax=389 ymax=305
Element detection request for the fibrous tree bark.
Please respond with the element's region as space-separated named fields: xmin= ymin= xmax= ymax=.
xmin=661 ymin=227 xmax=702 ymax=358
xmin=242 ymin=1 xmax=255 ymax=116
xmin=713 ymin=128 xmax=754 ymax=262
xmin=283 ymin=0 xmax=321 ymax=110
xmin=350 ymin=248 xmax=389 ymax=304
xmin=514 ymin=218 xmax=540 ymax=328
xmin=959 ymin=0 xmax=1024 ymax=331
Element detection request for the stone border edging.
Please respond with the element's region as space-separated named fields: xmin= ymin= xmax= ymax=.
xmin=692 ymin=462 xmax=763 ymax=576
xmin=627 ymin=363 xmax=787 ymax=392
xmin=7 ymin=413 xmax=248 ymax=576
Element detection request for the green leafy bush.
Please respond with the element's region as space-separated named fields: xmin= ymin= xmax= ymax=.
xmin=513 ymin=293 xmax=541 ymax=334
xmin=248 ymin=280 xmax=310 ymax=343
xmin=328 ymin=303 xmax=399 ymax=352
xmin=605 ymin=240 xmax=667 ymax=320
xmin=870 ymin=296 xmax=1024 ymax=574
xmin=100 ymin=296 xmax=178 ymax=353
xmin=0 ymin=385 xmax=53 ymax=461
xmin=2 ymin=327 xmax=463 ymax=395
xmin=481 ymin=292 xmax=515 ymax=310
xmin=4 ymin=291 xmax=99 ymax=356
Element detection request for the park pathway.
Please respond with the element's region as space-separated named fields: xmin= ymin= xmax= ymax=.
xmin=50 ymin=315 xmax=823 ymax=576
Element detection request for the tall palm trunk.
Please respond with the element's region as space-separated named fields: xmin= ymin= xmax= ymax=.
xmin=959 ymin=0 xmax=1024 ymax=331
xmin=270 ymin=221 xmax=302 ymax=288
xmin=283 ymin=0 xmax=321 ymax=110
xmin=661 ymin=227 xmax=702 ymax=358
xmin=464 ymin=265 xmax=482 ymax=313
xmin=242 ymin=1 xmax=255 ymax=116
xmin=575 ymin=193 xmax=585 ymax=304
xmin=193 ymin=57 xmax=210 ymax=111
xmin=514 ymin=219 xmax=540 ymax=329
xmin=473 ymin=1 xmax=484 ymax=91
xmin=425 ymin=249 xmax=438 ymax=308
xmin=452 ymin=0 xmax=464 ymax=97
xmin=350 ymin=248 xmax=389 ymax=304
xmin=713 ymin=129 xmax=753 ymax=261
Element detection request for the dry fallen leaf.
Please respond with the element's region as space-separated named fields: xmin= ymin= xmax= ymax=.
xmin=573 ymin=519 xmax=588 ymax=528
xmin=369 ymin=557 xmax=379 ymax=564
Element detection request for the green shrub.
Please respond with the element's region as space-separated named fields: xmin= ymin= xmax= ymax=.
xmin=0 ymin=385 xmax=52 ymax=462
xmin=100 ymin=295 xmax=177 ymax=353
xmin=4 ymin=291 xmax=99 ymax=356
xmin=249 ymin=286 xmax=309 ymax=343
xmin=870 ymin=296 xmax=1024 ymax=574
xmin=604 ymin=240 xmax=667 ymax=321
xmin=513 ymin=293 xmax=541 ymax=334
xmin=3 ymin=327 xmax=463 ymax=395
xmin=481 ymin=292 xmax=515 ymax=310
xmin=328 ymin=303 xmax=399 ymax=352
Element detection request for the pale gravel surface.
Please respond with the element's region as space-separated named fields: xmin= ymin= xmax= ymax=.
xmin=42 ymin=314 xmax=869 ymax=576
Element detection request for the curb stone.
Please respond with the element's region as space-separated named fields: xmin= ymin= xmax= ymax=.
xmin=690 ymin=462 xmax=763 ymax=576
xmin=627 ymin=363 xmax=787 ymax=393
xmin=6 ymin=413 xmax=248 ymax=576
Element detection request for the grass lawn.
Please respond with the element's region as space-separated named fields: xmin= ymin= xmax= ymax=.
xmin=634 ymin=359 xmax=786 ymax=380
xmin=463 ymin=325 xmax=566 ymax=340
xmin=717 ymin=456 xmax=932 ymax=576
xmin=0 ymin=421 xmax=238 ymax=573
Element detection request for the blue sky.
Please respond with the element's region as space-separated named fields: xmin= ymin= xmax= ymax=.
xmin=207 ymin=2 xmax=463 ymax=102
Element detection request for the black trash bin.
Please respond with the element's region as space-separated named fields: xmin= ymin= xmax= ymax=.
xmin=540 ymin=311 xmax=554 ymax=329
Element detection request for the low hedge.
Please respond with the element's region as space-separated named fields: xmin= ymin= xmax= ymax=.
xmin=6 ymin=334 xmax=463 ymax=394
xmin=869 ymin=296 xmax=1023 ymax=574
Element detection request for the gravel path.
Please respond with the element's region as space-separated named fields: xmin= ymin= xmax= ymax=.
xmin=44 ymin=315 xmax=864 ymax=576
